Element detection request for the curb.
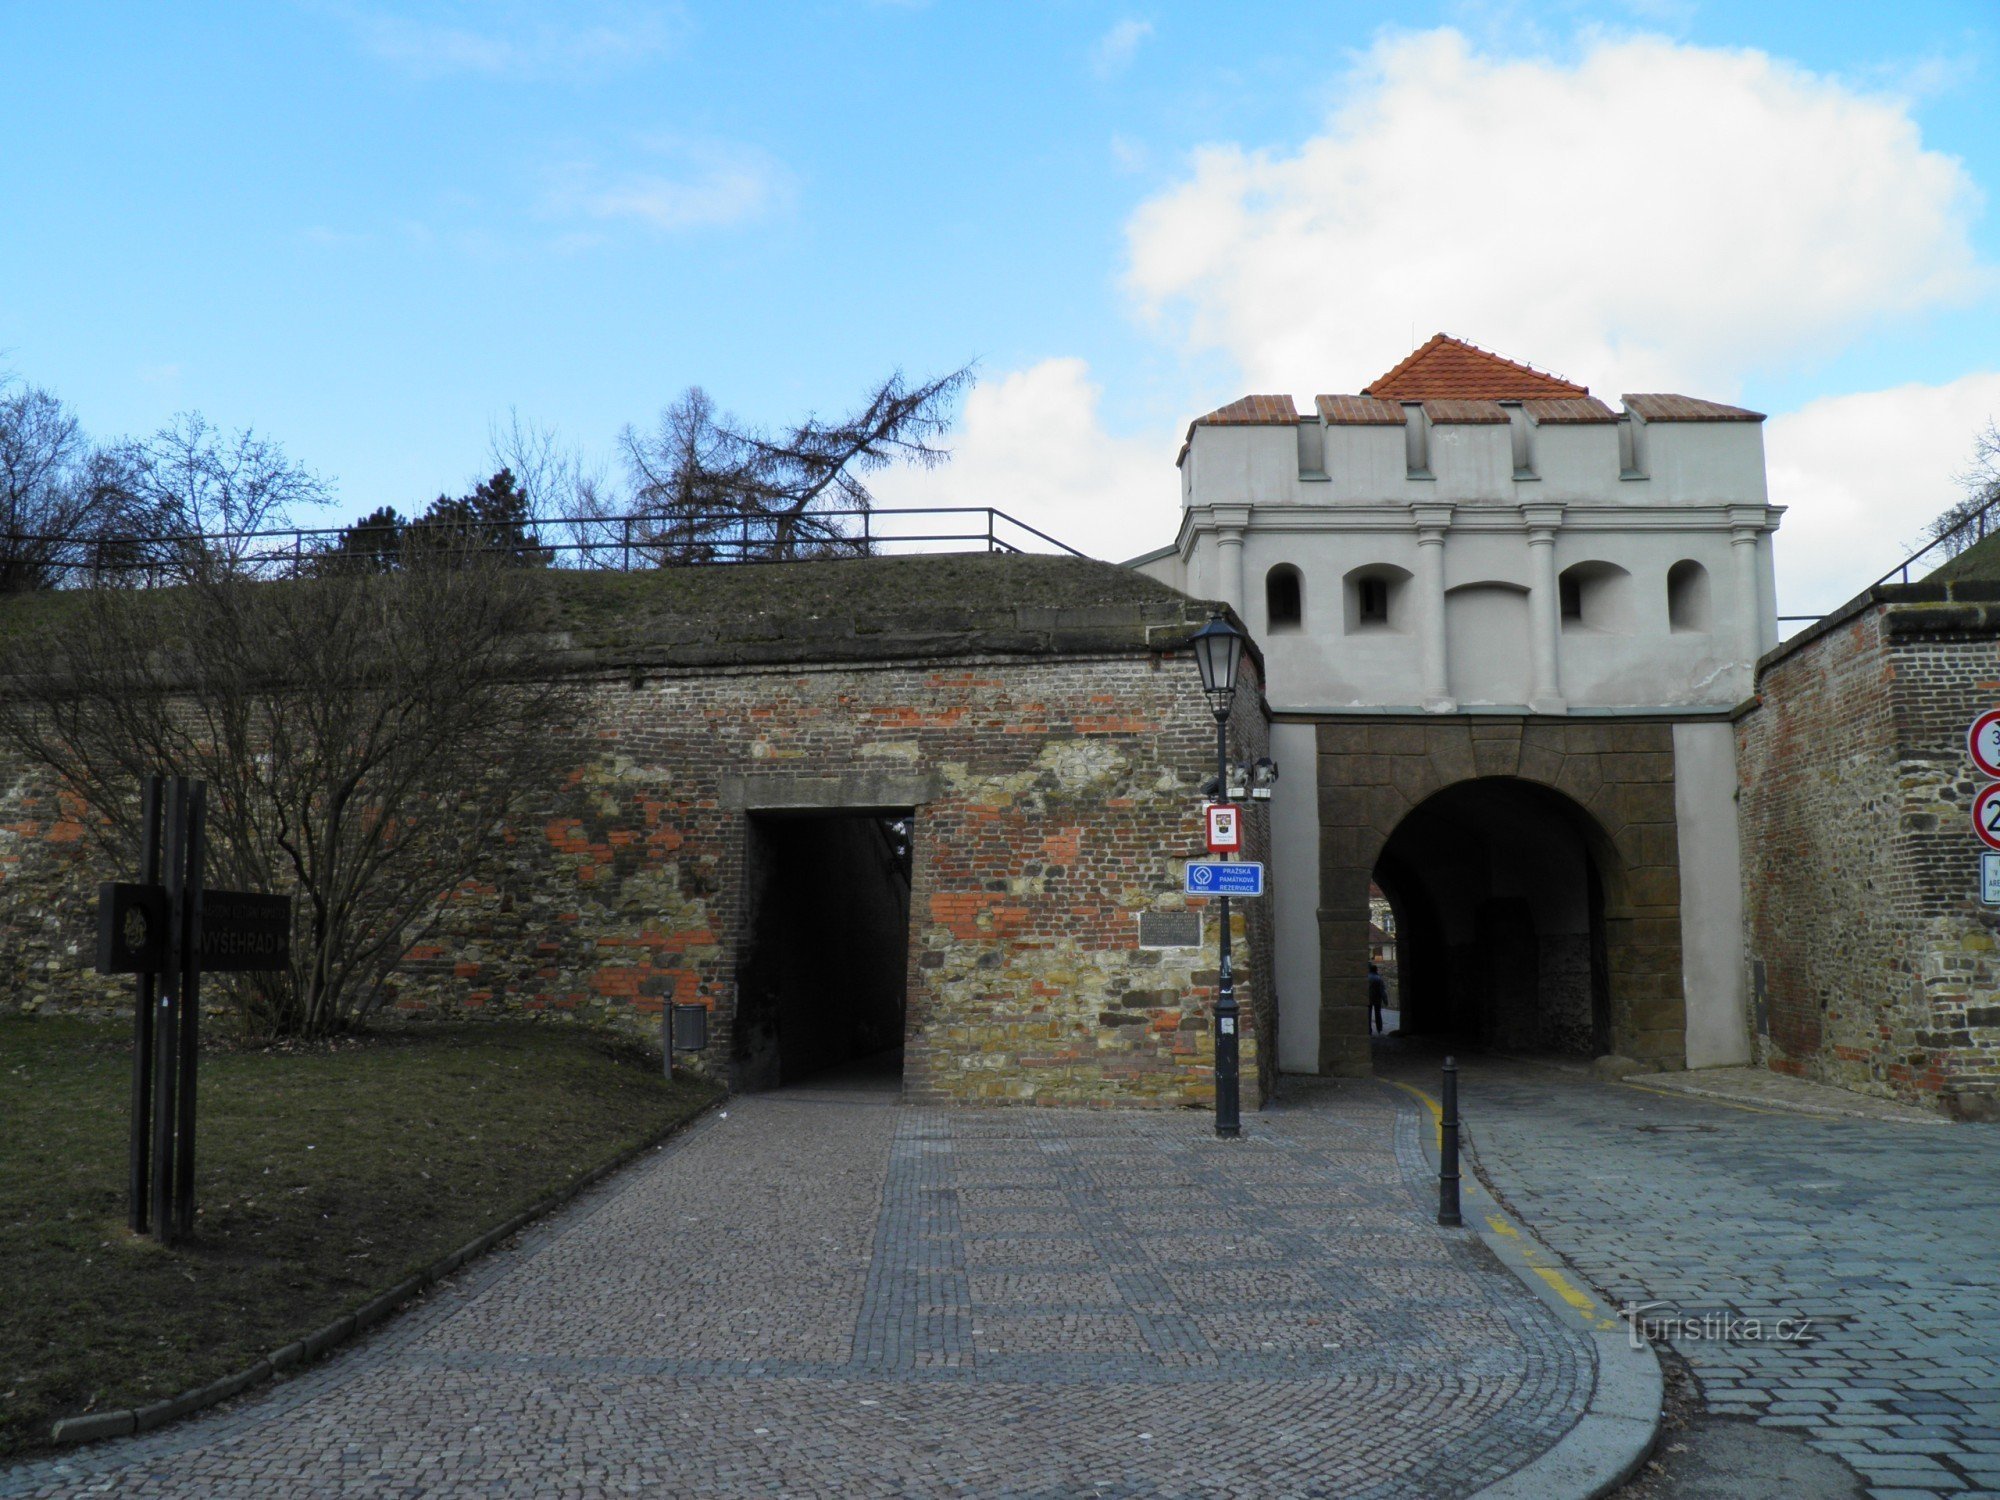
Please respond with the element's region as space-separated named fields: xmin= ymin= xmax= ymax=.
xmin=1618 ymin=1075 xmax=1950 ymax=1127
xmin=1382 ymin=1080 xmax=1662 ymax=1500
xmin=47 ymin=1094 xmax=720 ymax=1448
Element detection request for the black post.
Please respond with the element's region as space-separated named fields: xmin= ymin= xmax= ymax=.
xmin=1213 ymin=713 xmax=1241 ymax=1139
xmin=127 ymin=774 xmax=164 ymax=1233
xmin=1438 ymin=1055 xmax=1462 ymax=1227
xmin=150 ymin=776 xmax=187 ymax=1242
xmin=173 ymin=782 xmax=206 ymax=1237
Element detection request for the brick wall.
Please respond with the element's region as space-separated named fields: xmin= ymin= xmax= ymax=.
xmin=0 ymin=647 xmax=1274 ymax=1110
xmin=1739 ymin=592 xmax=2000 ymax=1118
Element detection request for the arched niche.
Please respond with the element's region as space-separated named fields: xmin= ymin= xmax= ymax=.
xmin=1558 ymin=561 xmax=1634 ymax=634
xmin=1342 ymin=563 xmax=1411 ymax=634
xmin=1667 ymin=559 xmax=1711 ymax=633
xmin=1265 ymin=563 xmax=1304 ymax=631
xmin=1444 ymin=581 xmax=1530 ymax=704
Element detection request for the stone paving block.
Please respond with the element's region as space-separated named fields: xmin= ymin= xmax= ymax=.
xmin=0 ymin=1078 xmax=1599 ymax=1499
xmin=1404 ymin=1053 xmax=2000 ymax=1500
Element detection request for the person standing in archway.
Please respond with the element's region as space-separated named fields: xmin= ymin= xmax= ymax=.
xmin=1368 ymin=963 xmax=1388 ymax=1036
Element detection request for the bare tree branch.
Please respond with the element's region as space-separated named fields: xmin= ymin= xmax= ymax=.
xmin=1925 ymin=419 xmax=2000 ymax=559
xmin=0 ymin=548 xmax=580 ymax=1036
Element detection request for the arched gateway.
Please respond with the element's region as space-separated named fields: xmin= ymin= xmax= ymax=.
xmin=1312 ymin=718 xmax=1685 ymax=1073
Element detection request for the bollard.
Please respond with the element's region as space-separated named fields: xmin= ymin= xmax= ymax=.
xmin=1438 ymin=1055 xmax=1462 ymax=1227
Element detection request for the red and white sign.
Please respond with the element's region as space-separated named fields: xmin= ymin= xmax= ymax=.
xmin=1975 ymin=784 xmax=2000 ymax=851
xmin=1205 ymin=803 xmax=1242 ymax=854
xmin=1971 ymin=710 xmax=2000 ymax=780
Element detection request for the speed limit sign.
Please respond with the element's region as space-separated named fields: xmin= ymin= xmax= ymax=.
xmin=1972 ymin=710 xmax=2000 ymax=780
xmin=1975 ymin=784 xmax=2000 ymax=851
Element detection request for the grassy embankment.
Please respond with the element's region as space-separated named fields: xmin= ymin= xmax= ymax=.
xmin=0 ymin=1018 xmax=718 ymax=1458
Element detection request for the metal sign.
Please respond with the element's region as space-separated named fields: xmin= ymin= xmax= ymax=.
xmin=1976 ymin=784 xmax=2000 ymax=852
xmin=95 ymin=885 xmax=290 ymax=974
xmin=1138 ymin=911 xmax=1202 ymax=948
xmin=96 ymin=882 xmax=168 ymax=974
xmin=1205 ymin=803 xmax=1241 ymax=854
xmin=1984 ymin=853 xmax=2000 ymax=906
xmin=1184 ymin=860 xmax=1265 ymax=897
xmin=1972 ymin=710 xmax=2000 ymax=780
xmin=198 ymin=890 xmax=292 ymax=972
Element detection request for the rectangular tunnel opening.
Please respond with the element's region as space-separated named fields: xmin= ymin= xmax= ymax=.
xmin=734 ymin=809 xmax=914 ymax=1091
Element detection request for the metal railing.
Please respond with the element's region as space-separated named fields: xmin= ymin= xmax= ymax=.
xmin=1863 ymin=488 xmax=2000 ymax=592
xmin=1780 ymin=488 xmax=2000 ymax=632
xmin=0 ymin=505 xmax=1087 ymax=589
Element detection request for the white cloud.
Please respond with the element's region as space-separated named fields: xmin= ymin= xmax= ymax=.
xmin=1767 ymin=374 xmax=2000 ymax=615
xmin=868 ymin=359 xmax=1176 ymax=562
xmin=341 ymin=3 xmax=682 ymax=81
xmin=1124 ymin=28 xmax=1986 ymax=400
xmin=1092 ymin=19 xmax=1154 ymax=80
xmin=544 ymin=139 xmax=788 ymax=233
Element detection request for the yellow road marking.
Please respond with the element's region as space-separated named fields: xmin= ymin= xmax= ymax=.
xmin=1486 ymin=1214 xmax=1621 ymax=1331
xmin=1385 ymin=1080 xmax=1443 ymax=1147
xmin=1388 ymin=1077 xmax=1619 ymax=1331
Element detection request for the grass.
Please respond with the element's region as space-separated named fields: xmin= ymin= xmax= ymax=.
xmin=0 ymin=1017 xmax=719 ymax=1458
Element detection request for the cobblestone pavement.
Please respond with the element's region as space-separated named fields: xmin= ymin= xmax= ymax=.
xmin=1382 ymin=1051 xmax=2000 ymax=1500
xmin=6 ymin=1078 xmax=1597 ymax=1499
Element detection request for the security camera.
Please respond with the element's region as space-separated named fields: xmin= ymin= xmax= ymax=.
xmin=1249 ymin=757 xmax=1279 ymax=800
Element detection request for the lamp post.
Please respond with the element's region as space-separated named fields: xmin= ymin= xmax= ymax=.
xmin=1189 ymin=614 xmax=1244 ymax=1139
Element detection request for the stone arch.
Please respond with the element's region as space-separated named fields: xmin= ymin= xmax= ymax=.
xmin=1312 ymin=718 xmax=1683 ymax=1076
xmin=1373 ymin=778 xmax=1618 ymax=1055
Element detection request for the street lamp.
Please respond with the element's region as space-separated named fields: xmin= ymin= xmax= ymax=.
xmin=1189 ymin=614 xmax=1244 ymax=1139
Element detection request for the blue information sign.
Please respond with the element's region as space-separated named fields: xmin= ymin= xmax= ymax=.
xmin=1184 ymin=861 xmax=1265 ymax=897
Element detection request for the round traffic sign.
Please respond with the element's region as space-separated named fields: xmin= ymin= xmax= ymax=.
xmin=1975 ymin=784 xmax=2000 ymax=851
xmin=1972 ymin=710 xmax=2000 ymax=779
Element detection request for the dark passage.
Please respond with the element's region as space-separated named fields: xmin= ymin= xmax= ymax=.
xmin=1373 ymin=778 xmax=1612 ymax=1058
xmin=735 ymin=811 xmax=913 ymax=1090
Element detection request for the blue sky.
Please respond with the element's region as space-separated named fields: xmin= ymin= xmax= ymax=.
xmin=4 ymin=1 xmax=1999 ymax=611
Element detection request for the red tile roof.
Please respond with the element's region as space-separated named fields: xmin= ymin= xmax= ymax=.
xmin=1192 ymin=394 xmax=1300 ymax=426
xmin=1365 ymin=334 xmax=1587 ymax=401
xmin=1421 ymin=399 xmax=1509 ymax=425
xmin=1623 ymin=393 xmax=1766 ymax=423
xmin=1315 ymin=394 xmax=1406 ymax=425
xmin=1523 ymin=397 xmax=1617 ymax=424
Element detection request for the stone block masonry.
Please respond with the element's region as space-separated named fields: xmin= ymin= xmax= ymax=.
xmin=1738 ymin=584 xmax=2000 ymax=1118
xmin=0 ymin=556 xmax=1275 ymax=1111
xmin=1311 ymin=717 xmax=1686 ymax=1075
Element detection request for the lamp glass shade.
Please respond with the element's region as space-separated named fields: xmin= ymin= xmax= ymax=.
xmin=1189 ymin=616 xmax=1244 ymax=700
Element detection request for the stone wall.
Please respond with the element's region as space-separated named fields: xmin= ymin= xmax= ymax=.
xmin=1312 ymin=718 xmax=1685 ymax=1075
xmin=1739 ymin=588 xmax=2000 ymax=1118
xmin=0 ymin=591 xmax=1274 ymax=1110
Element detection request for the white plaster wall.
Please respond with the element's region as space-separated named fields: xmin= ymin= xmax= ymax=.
xmin=1270 ymin=720 xmax=1322 ymax=1073
xmin=1640 ymin=421 xmax=1769 ymax=503
xmin=1428 ymin=423 xmax=1513 ymax=500
xmin=1672 ymin=719 xmax=1753 ymax=1067
xmin=1128 ymin=549 xmax=1185 ymax=594
xmin=1204 ymin=519 xmax=1765 ymax=712
xmin=1446 ymin=585 xmax=1532 ymax=704
xmin=1533 ymin=424 xmax=1624 ymax=501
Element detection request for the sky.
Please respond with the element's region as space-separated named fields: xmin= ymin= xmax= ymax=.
xmin=3 ymin=1 xmax=1999 ymax=615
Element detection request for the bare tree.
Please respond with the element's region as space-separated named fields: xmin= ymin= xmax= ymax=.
xmin=108 ymin=413 xmax=331 ymax=579
xmin=616 ymin=367 xmax=971 ymax=562
xmin=0 ymin=380 xmax=156 ymax=590
xmin=488 ymin=408 xmax=619 ymax=567
xmin=1925 ymin=419 xmax=2000 ymax=559
xmin=0 ymin=543 xmax=579 ymax=1036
